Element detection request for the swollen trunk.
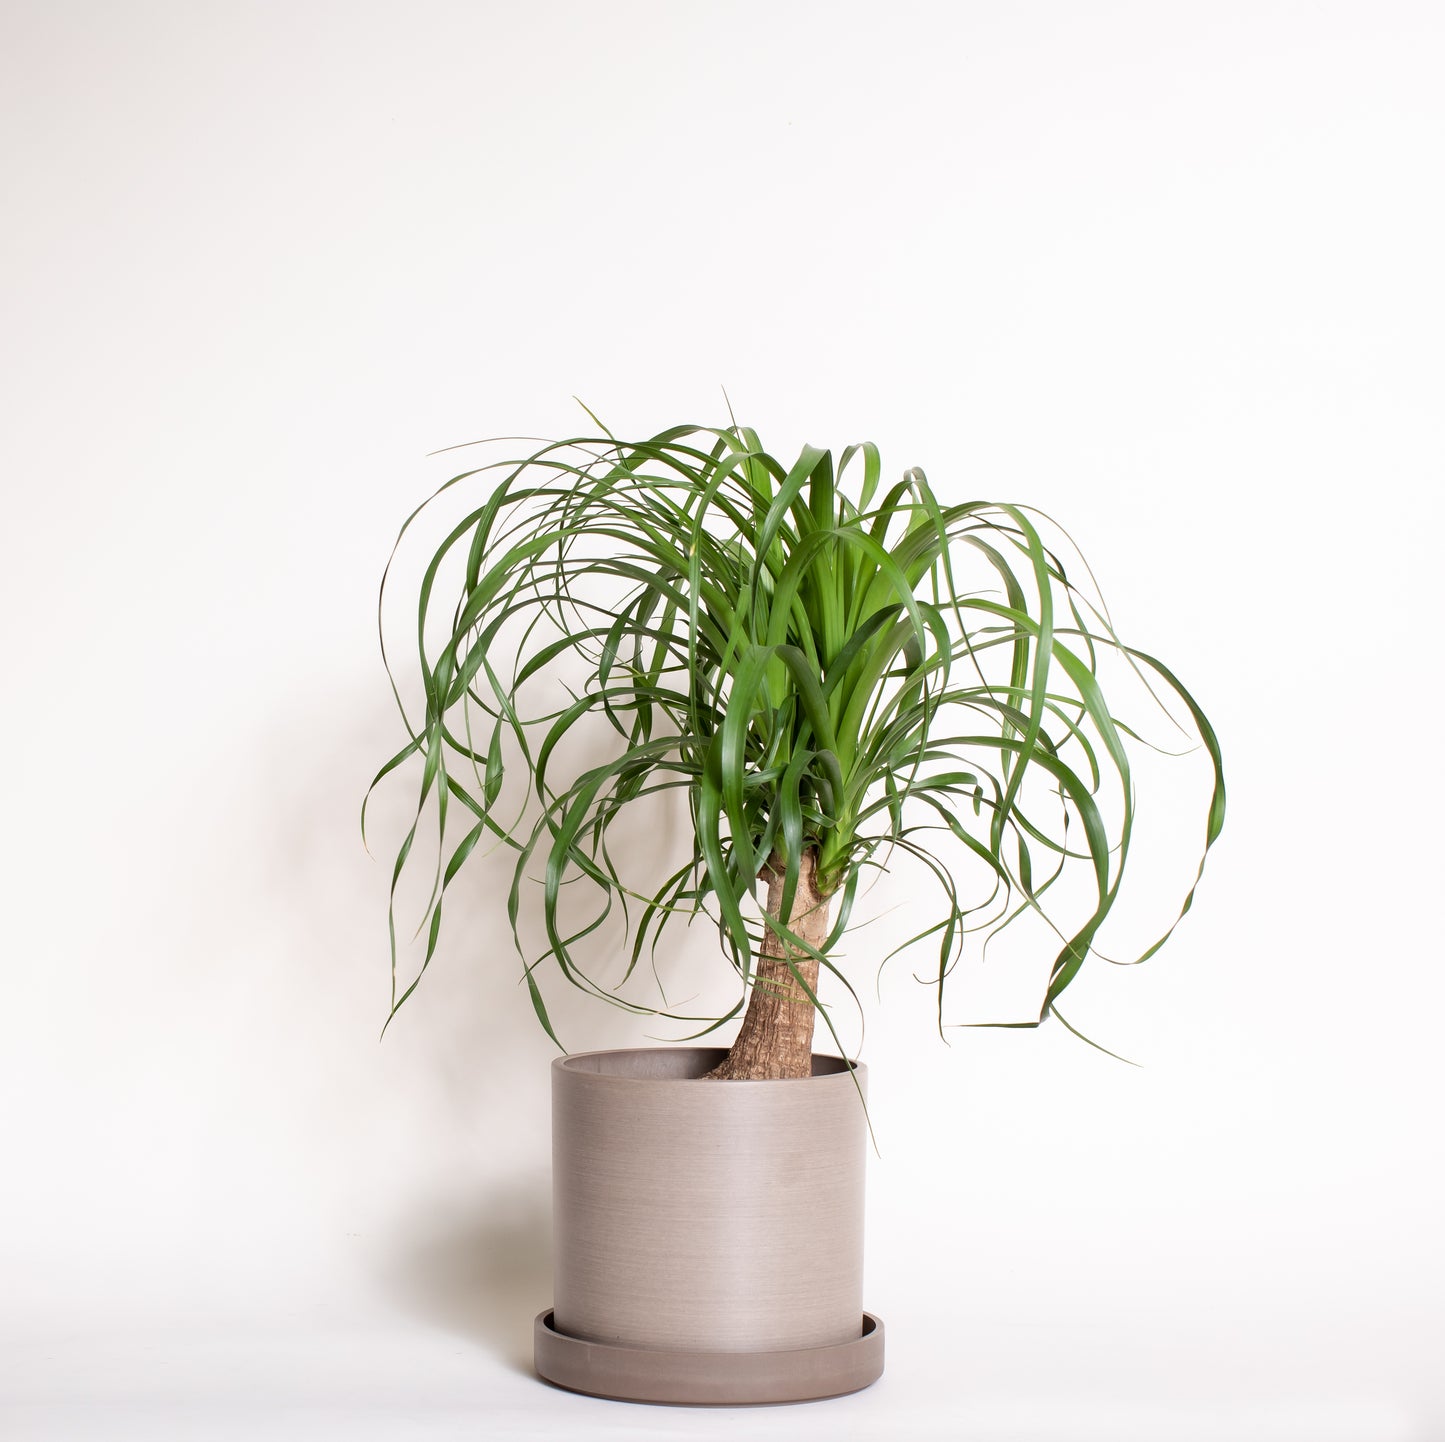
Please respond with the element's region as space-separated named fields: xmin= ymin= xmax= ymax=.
xmin=707 ymin=848 xmax=831 ymax=1081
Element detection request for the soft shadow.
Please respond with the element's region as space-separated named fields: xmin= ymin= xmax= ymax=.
xmin=281 ymin=675 xmax=740 ymax=1368
xmin=265 ymin=685 xmax=565 ymax=1370
xmin=377 ymin=1173 xmax=553 ymax=1372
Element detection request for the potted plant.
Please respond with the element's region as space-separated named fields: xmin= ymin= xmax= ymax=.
xmin=366 ymin=420 xmax=1225 ymax=1404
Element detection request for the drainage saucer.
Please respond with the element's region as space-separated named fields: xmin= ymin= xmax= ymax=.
xmin=534 ymin=1310 xmax=884 ymax=1406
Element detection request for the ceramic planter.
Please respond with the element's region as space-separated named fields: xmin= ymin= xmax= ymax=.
xmin=533 ymin=1045 xmax=883 ymax=1405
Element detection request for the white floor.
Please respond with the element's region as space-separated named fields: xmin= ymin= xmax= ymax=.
xmin=2 ymin=1295 xmax=1430 ymax=1442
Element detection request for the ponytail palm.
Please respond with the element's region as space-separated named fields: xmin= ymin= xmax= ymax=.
xmin=368 ymin=422 xmax=1224 ymax=1078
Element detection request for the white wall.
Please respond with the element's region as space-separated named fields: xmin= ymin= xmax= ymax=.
xmin=2 ymin=4 xmax=1441 ymax=1439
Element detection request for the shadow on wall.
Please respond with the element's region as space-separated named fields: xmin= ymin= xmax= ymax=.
xmin=276 ymin=678 xmax=735 ymax=1363
xmin=376 ymin=1173 xmax=553 ymax=1373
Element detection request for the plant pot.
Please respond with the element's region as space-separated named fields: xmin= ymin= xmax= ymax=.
xmin=533 ymin=1045 xmax=883 ymax=1405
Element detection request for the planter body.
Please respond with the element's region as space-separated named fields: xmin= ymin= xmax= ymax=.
xmin=551 ymin=1046 xmax=868 ymax=1354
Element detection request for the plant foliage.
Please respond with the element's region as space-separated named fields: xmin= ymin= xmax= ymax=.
xmin=366 ymin=422 xmax=1224 ymax=1052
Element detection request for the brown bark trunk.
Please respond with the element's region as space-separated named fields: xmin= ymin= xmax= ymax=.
xmin=707 ymin=847 xmax=832 ymax=1080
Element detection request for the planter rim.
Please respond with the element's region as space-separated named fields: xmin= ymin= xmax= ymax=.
xmin=555 ymin=1045 xmax=865 ymax=1086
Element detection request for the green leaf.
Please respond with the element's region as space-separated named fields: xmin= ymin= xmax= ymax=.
xmin=367 ymin=421 xmax=1224 ymax=1064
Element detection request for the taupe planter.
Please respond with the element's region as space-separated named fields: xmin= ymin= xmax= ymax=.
xmin=534 ymin=1046 xmax=884 ymax=1405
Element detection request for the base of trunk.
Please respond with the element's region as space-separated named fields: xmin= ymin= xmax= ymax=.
xmin=708 ymin=848 xmax=833 ymax=1080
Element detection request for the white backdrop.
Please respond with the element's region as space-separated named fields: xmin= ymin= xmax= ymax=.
xmin=2 ymin=4 xmax=1442 ymax=1439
